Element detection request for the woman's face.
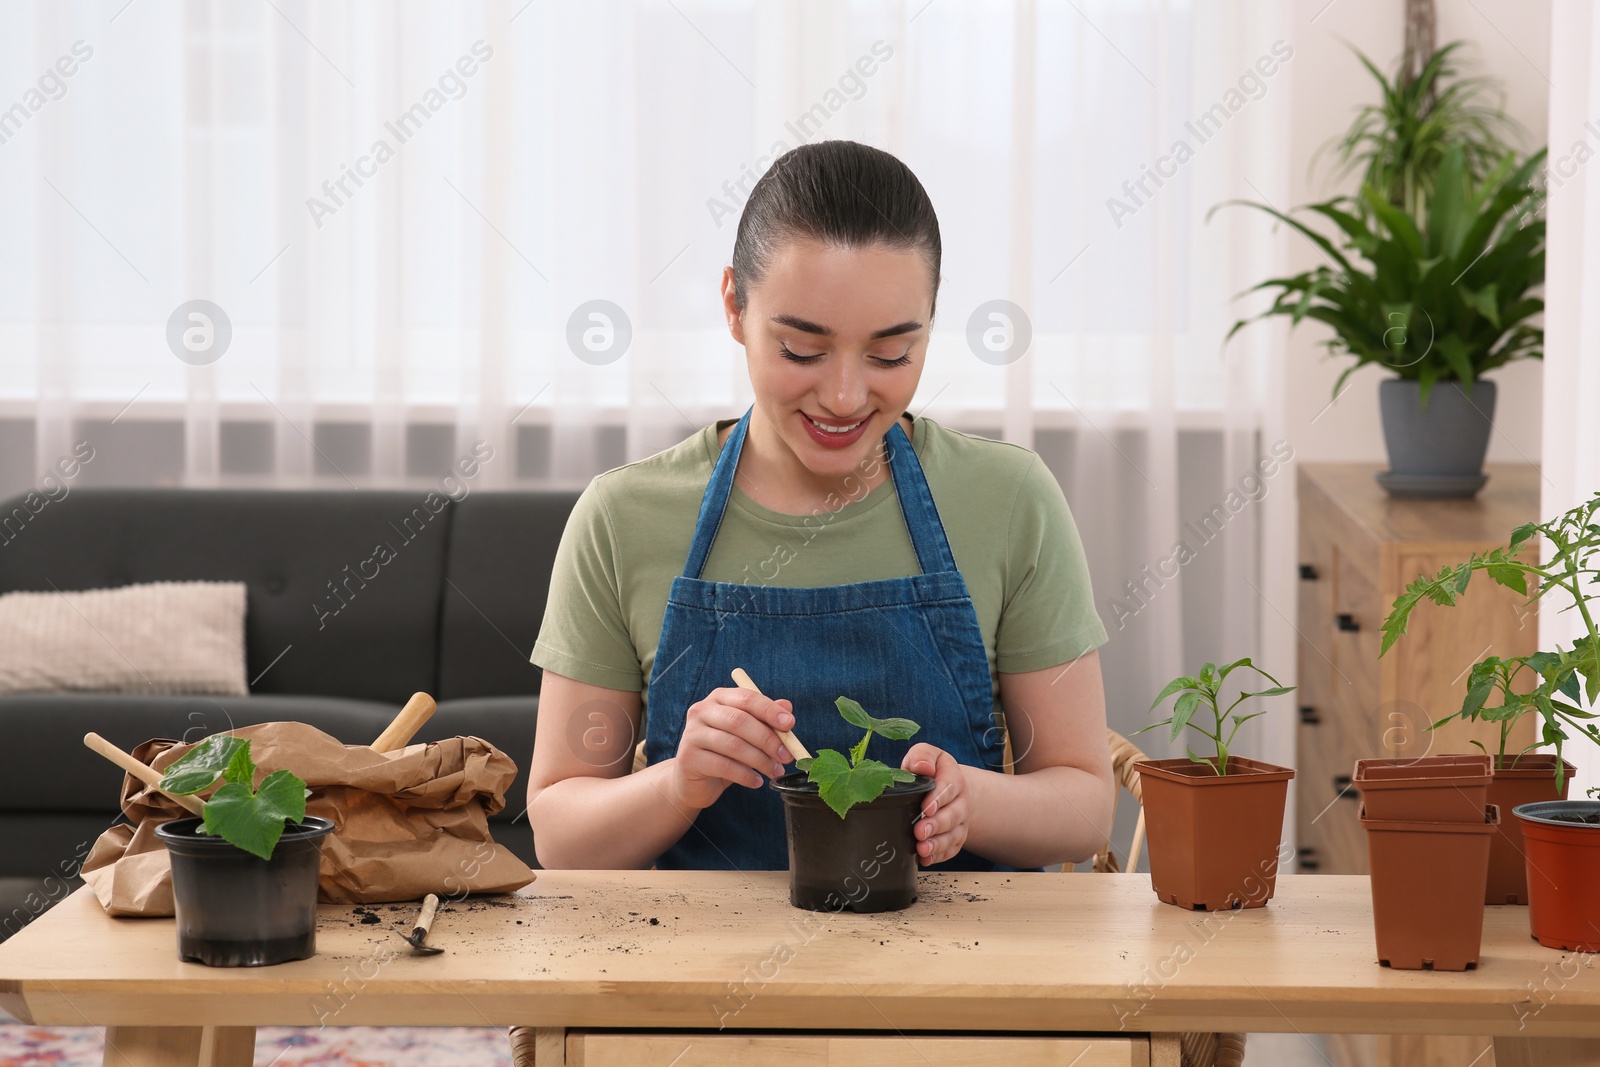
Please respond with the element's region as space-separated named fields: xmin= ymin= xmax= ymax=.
xmin=723 ymin=237 xmax=933 ymax=483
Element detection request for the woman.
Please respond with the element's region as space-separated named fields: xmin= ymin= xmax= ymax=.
xmin=526 ymin=140 xmax=1113 ymax=873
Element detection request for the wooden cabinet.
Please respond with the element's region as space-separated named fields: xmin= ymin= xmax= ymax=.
xmin=1294 ymin=463 xmax=1540 ymax=877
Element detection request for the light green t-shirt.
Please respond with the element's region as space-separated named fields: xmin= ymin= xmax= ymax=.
xmin=531 ymin=415 xmax=1108 ymax=720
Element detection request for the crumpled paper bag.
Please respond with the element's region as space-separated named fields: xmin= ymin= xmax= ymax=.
xmin=81 ymin=721 xmax=536 ymax=916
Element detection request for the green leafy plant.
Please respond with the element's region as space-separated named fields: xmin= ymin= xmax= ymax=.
xmin=795 ymin=698 xmax=920 ymax=818
xmin=1217 ymin=142 xmax=1547 ymax=405
xmin=1381 ymin=491 xmax=1600 ymax=792
xmin=1136 ymin=659 xmax=1295 ymax=776
xmin=159 ymin=735 xmax=311 ymax=860
xmin=1317 ymin=41 xmax=1523 ymax=220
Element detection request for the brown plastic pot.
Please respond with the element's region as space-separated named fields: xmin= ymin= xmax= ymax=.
xmin=1361 ymin=804 xmax=1497 ymax=971
xmin=1352 ymin=754 xmax=1492 ymax=822
xmin=1514 ymin=800 xmax=1600 ymax=952
xmin=1485 ymin=756 xmax=1574 ymax=905
xmin=1133 ymin=756 xmax=1294 ymax=911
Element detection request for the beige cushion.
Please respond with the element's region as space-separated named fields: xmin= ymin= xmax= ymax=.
xmin=0 ymin=581 xmax=249 ymax=695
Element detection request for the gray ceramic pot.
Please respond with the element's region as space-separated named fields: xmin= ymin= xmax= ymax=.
xmin=1376 ymin=378 xmax=1496 ymax=499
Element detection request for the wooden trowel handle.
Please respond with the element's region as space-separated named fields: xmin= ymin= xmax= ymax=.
xmin=372 ymin=692 xmax=437 ymax=753
xmin=83 ymin=732 xmax=206 ymax=816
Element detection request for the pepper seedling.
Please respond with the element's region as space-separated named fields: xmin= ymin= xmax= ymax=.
xmin=795 ymin=697 xmax=921 ymax=818
xmin=1137 ymin=658 xmax=1295 ymax=776
xmin=159 ymin=735 xmax=311 ymax=860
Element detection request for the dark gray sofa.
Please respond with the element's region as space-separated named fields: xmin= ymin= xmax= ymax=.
xmin=0 ymin=487 xmax=580 ymax=937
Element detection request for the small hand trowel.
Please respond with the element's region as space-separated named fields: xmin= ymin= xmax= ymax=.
xmin=397 ymin=893 xmax=444 ymax=956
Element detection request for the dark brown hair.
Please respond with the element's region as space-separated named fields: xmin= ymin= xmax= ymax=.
xmin=730 ymin=140 xmax=942 ymax=318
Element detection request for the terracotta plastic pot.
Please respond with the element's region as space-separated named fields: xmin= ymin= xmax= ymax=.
xmin=1485 ymin=757 xmax=1574 ymax=905
xmin=770 ymin=772 xmax=933 ymax=913
xmin=1361 ymin=804 xmax=1497 ymax=971
xmin=1133 ymin=756 xmax=1294 ymax=911
xmin=155 ymin=816 xmax=335 ymax=967
xmin=1352 ymin=754 xmax=1492 ymax=822
xmin=1514 ymin=800 xmax=1600 ymax=951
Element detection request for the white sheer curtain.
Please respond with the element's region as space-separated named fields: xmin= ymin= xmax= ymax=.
xmin=0 ymin=0 xmax=1289 ymax=765
xmin=1544 ymin=0 xmax=1600 ymax=799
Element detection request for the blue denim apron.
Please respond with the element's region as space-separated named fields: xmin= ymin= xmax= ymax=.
xmin=644 ymin=407 xmax=1031 ymax=873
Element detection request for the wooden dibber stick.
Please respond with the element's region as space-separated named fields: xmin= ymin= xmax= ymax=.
xmin=730 ymin=668 xmax=812 ymax=762
xmin=82 ymin=733 xmax=206 ymax=816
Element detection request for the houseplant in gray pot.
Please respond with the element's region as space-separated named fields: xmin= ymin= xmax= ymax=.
xmin=1220 ymin=143 xmax=1545 ymax=498
xmin=1380 ymin=489 xmax=1600 ymax=921
xmin=1132 ymin=659 xmax=1296 ymax=911
xmin=154 ymin=733 xmax=333 ymax=966
xmin=1220 ymin=43 xmax=1544 ymax=498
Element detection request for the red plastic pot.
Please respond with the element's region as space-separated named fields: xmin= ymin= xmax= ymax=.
xmin=1485 ymin=756 xmax=1574 ymax=905
xmin=1361 ymin=804 xmax=1497 ymax=971
xmin=1515 ymin=800 xmax=1600 ymax=952
xmin=1353 ymin=754 xmax=1492 ymax=822
xmin=1133 ymin=756 xmax=1294 ymax=912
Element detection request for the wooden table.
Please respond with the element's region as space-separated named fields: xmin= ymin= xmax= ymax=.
xmin=2 ymin=872 xmax=1598 ymax=1066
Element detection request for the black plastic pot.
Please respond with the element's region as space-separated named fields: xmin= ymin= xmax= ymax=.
xmin=155 ymin=816 xmax=334 ymax=967
xmin=770 ymin=772 xmax=933 ymax=913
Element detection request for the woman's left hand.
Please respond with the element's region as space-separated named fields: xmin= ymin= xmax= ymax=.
xmin=902 ymin=744 xmax=968 ymax=866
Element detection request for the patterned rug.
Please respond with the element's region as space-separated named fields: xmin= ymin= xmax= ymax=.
xmin=0 ymin=1022 xmax=513 ymax=1066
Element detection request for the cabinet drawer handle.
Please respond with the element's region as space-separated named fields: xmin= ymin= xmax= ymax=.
xmin=1336 ymin=613 xmax=1360 ymax=632
xmin=1299 ymin=564 xmax=1319 ymax=581
xmin=1333 ymin=774 xmax=1359 ymax=799
xmin=1297 ymin=846 xmax=1320 ymax=872
xmin=1298 ymin=705 xmax=1320 ymax=725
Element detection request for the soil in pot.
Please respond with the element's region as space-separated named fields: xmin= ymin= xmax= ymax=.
xmin=1352 ymin=754 xmax=1492 ymax=822
xmin=1361 ymin=804 xmax=1497 ymax=970
xmin=1134 ymin=756 xmax=1294 ymax=912
xmin=1485 ymin=756 xmax=1574 ymax=905
xmin=155 ymin=816 xmax=335 ymax=967
xmin=770 ymin=772 xmax=933 ymax=913
xmin=1514 ymin=800 xmax=1600 ymax=952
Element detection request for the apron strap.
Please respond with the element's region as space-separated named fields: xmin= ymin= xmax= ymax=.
xmin=682 ymin=406 xmax=960 ymax=579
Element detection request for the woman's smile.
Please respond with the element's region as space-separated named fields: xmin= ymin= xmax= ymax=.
xmin=799 ymin=410 xmax=874 ymax=449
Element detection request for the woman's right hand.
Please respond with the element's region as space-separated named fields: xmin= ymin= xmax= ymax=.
xmin=670 ymin=686 xmax=796 ymax=810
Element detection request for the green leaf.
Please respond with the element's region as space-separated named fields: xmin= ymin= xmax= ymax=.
xmin=803 ymin=750 xmax=903 ymax=819
xmin=849 ymin=731 xmax=871 ymax=768
xmin=834 ymin=696 xmax=919 ymax=741
xmin=1170 ymin=690 xmax=1203 ymax=743
xmin=222 ymin=743 xmax=255 ymax=788
xmin=1150 ymin=675 xmax=1198 ymax=710
xmin=160 ymin=735 xmax=250 ymax=796
xmin=835 ymin=697 xmax=872 ymax=731
xmin=198 ymin=771 xmax=309 ymax=861
xmin=1242 ymin=686 xmax=1296 ymax=700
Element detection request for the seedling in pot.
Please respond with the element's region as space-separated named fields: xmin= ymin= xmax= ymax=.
xmin=1381 ymin=490 xmax=1600 ymax=794
xmin=795 ymin=697 xmax=921 ymax=818
xmin=160 ymin=734 xmax=312 ymax=859
xmin=1136 ymin=658 xmax=1295 ymax=775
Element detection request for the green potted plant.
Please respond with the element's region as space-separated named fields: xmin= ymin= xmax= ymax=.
xmin=1219 ymin=42 xmax=1544 ymax=499
xmin=1317 ymin=42 xmax=1522 ymax=221
xmin=1381 ymin=490 xmax=1600 ymax=939
xmin=1132 ymin=659 xmax=1295 ymax=911
xmin=153 ymin=734 xmax=333 ymax=966
xmin=770 ymin=698 xmax=932 ymax=913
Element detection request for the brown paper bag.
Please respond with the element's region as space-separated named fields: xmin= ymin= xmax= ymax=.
xmin=81 ymin=721 xmax=536 ymax=916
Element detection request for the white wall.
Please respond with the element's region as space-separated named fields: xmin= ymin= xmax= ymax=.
xmin=1282 ymin=0 xmax=1550 ymax=465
